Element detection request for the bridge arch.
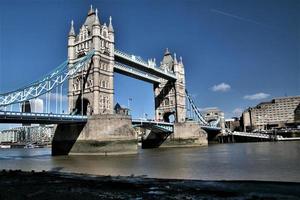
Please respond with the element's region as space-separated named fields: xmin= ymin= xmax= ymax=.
xmin=163 ymin=111 xmax=175 ymax=123
xmin=74 ymin=97 xmax=91 ymax=115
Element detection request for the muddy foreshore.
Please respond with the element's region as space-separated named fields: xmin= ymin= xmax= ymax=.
xmin=0 ymin=170 xmax=299 ymax=200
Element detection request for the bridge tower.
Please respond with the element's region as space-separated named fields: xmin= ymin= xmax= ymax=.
xmin=52 ymin=6 xmax=136 ymax=156
xmin=67 ymin=6 xmax=114 ymax=116
xmin=154 ymin=49 xmax=186 ymax=123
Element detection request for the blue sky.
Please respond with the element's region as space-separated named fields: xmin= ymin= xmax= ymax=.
xmin=0 ymin=0 xmax=299 ymax=129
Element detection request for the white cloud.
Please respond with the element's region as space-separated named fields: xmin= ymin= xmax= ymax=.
xmin=232 ymin=108 xmax=243 ymax=116
xmin=244 ymin=92 xmax=270 ymax=100
xmin=211 ymin=82 xmax=231 ymax=92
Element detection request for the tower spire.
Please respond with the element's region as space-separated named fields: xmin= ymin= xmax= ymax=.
xmin=88 ymin=4 xmax=95 ymax=15
xmin=179 ymin=56 xmax=183 ymax=64
xmin=174 ymin=53 xmax=178 ymax=64
xmin=108 ymin=16 xmax=114 ymax=32
xmin=165 ymin=48 xmax=170 ymax=55
xmin=93 ymin=8 xmax=100 ymax=25
xmin=69 ymin=20 xmax=75 ymax=36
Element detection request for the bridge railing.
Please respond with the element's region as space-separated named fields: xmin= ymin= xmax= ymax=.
xmin=0 ymin=111 xmax=88 ymax=119
xmin=132 ymin=118 xmax=174 ymax=125
xmin=231 ymin=131 xmax=270 ymax=139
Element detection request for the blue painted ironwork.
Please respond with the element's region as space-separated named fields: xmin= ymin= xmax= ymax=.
xmin=0 ymin=51 xmax=94 ymax=107
xmin=114 ymin=62 xmax=160 ymax=84
xmin=0 ymin=111 xmax=87 ymax=124
xmin=114 ymin=49 xmax=177 ymax=81
xmin=132 ymin=119 xmax=174 ymax=133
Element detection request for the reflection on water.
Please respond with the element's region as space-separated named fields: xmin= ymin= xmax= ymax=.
xmin=0 ymin=141 xmax=300 ymax=182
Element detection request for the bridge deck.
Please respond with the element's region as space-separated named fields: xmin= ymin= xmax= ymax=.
xmin=0 ymin=111 xmax=87 ymax=124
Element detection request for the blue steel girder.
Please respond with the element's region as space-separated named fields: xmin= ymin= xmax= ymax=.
xmin=0 ymin=111 xmax=87 ymax=124
xmin=0 ymin=51 xmax=94 ymax=107
xmin=132 ymin=119 xmax=174 ymax=133
xmin=114 ymin=62 xmax=161 ymax=84
xmin=114 ymin=49 xmax=177 ymax=81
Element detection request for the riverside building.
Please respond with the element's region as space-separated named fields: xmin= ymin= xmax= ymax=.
xmin=242 ymin=96 xmax=300 ymax=131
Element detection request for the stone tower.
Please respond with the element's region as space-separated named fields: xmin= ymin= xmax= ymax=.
xmin=67 ymin=6 xmax=115 ymax=115
xmin=154 ymin=49 xmax=186 ymax=123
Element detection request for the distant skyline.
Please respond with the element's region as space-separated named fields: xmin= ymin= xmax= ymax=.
xmin=0 ymin=0 xmax=299 ymax=130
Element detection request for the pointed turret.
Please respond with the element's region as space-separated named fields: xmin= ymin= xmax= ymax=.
xmin=174 ymin=53 xmax=178 ymax=64
xmin=93 ymin=8 xmax=100 ymax=25
xmin=165 ymin=48 xmax=170 ymax=56
xmin=88 ymin=5 xmax=95 ymax=15
xmin=68 ymin=20 xmax=76 ymax=61
xmin=161 ymin=48 xmax=173 ymax=71
xmin=69 ymin=20 xmax=75 ymax=36
xmin=84 ymin=6 xmax=97 ymax=31
xmin=108 ymin=16 xmax=114 ymax=32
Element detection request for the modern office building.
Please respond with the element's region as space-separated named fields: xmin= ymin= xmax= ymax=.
xmin=242 ymin=96 xmax=300 ymax=131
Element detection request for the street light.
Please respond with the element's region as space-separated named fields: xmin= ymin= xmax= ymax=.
xmin=128 ymin=98 xmax=133 ymax=115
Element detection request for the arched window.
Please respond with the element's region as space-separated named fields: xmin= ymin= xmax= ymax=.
xmin=165 ymin=98 xmax=169 ymax=106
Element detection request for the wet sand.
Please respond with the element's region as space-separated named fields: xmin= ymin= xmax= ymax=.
xmin=0 ymin=170 xmax=299 ymax=199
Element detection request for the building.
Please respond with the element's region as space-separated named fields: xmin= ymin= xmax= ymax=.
xmin=242 ymin=96 xmax=300 ymax=131
xmin=0 ymin=125 xmax=54 ymax=144
xmin=225 ymin=117 xmax=241 ymax=132
xmin=201 ymin=107 xmax=225 ymax=129
xmin=114 ymin=103 xmax=130 ymax=115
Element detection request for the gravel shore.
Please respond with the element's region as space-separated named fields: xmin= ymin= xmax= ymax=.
xmin=0 ymin=170 xmax=299 ymax=199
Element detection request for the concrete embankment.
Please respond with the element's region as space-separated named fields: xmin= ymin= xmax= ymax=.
xmin=0 ymin=170 xmax=299 ymax=200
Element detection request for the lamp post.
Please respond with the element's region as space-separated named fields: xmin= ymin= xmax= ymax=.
xmin=128 ymin=98 xmax=133 ymax=115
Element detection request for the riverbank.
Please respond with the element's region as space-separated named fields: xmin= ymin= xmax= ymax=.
xmin=0 ymin=170 xmax=299 ymax=199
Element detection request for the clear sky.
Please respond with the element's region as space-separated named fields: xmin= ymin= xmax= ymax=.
xmin=0 ymin=0 xmax=299 ymax=130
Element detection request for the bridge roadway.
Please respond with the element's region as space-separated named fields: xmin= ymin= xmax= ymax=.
xmin=0 ymin=111 xmax=221 ymax=133
xmin=0 ymin=112 xmax=175 ymax=132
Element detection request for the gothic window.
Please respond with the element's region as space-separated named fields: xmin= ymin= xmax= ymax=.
xmin=170 ymin=100 xmax=173 ymax=105
xmin=100 ymin=95 xmax=103 ymax=109
xmin=103 ymin=96 xmax=106 ymax=108
xmin=165 ymin=98 xmax=169 ymax=106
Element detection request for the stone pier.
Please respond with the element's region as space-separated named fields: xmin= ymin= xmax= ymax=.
xmin=141 ymin=121 xmax=208 ymax=148
xmin=52 ymin=114 xmax=137 ymax=155
xmin=161 ymin=122 xmax=208 ymax=147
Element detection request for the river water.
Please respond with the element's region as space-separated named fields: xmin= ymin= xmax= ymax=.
xmin=0 ymin=141 xmax=299 ymax=182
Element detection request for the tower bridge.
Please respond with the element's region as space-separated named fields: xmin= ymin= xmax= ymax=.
xmin=0 ymin=6 xmax=223 ymax=155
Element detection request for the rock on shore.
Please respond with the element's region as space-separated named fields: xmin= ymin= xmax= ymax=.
xmin=0 ymin=170 xmax=299 ymax=199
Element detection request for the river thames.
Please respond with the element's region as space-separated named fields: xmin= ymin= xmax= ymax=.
xmin=0 ymin=141 xmax=299 ymax=182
